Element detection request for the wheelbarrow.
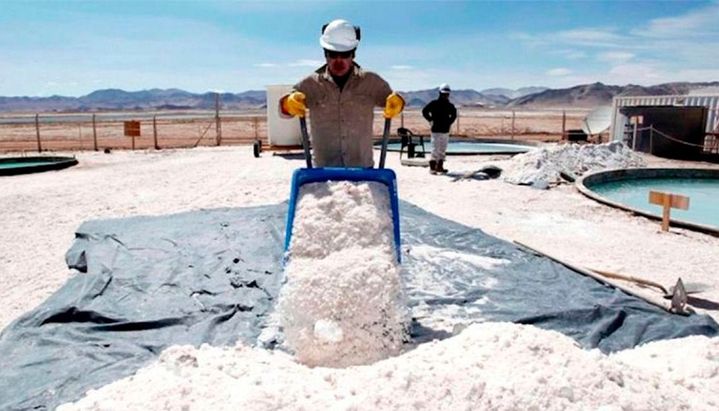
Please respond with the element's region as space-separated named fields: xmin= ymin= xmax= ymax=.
xmin=284 ymin=115 xmax=401 ymax=263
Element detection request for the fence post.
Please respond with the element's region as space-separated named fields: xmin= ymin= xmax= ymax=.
xmin=153 ymin=115 xmax=159 ymax=149
xmin=649 ymin=126 xmax=654 ymax=154
xmin=511 ymin=110 xmax=515 ymax=140
xmin=215 ymin=93 xmax=222 ymax=146
xmin=561 ymin=110 xmax=566 ymax=140
xmin=92 ymin=114 xmax=98 ymax=151
xmin=633 ymin=122 xmax=639 ymax=150
xmin=35 ymin=114 xmax=42 ymax=152
xmin=456 ymin=109 xmax=460 ymax=136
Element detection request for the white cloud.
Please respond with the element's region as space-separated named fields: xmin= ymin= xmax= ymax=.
xmin=608 ymin=63 xmax=663 ymax=81
xmin=515 ymin=27 xmax=628 ymax=49
xmin=512 ymin=3 xmax=719 ymax=88
xmin=674 ymin=68 xmax=719 ymax=82
xmin=288 ymin=59 xmax=323 ymax=67
xmin=554 ymin=49 xmax=588 ymax=60
xmin=390 ymin=65 xmax=413 ymax=70
xmin=597 ymin=51 xmax=634 ymax=63
xmin=556 ymin=28 xmax=623 ymax=43
xmin=546 ymin=68 xmax=572 ymax=76
xmin=633 ymin=3 xmax=719 ymax=38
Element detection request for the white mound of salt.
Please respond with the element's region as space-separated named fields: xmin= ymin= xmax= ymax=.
xmin=58 ymin=322 xmax=719 ymax=411
xmin=278 ymin=180 xmax=408 ymax=367
xmin=502 ymin=141 xmax=645 ymax=188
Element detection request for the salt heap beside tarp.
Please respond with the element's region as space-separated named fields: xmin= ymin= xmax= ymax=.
xmin=277 ymin=180 xmax=408 ymax=368
xmin=502 ymin=142 xmax=645 ymax=189
xmin=57 ymin=322 xmax=719 ymax=411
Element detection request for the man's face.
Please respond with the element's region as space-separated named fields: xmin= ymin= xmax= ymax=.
xmin=324 ymin=49 xmax=354 ymax=77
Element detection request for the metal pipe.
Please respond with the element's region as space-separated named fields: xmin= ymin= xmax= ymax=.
xmin=379 ymin=118 xmax=391 ymax=169
xmin=299 ymin=117 xmax=312 ymax=168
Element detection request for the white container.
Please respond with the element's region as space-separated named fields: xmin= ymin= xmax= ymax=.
xmin=266 ymin=84 xmax=302 ymax=146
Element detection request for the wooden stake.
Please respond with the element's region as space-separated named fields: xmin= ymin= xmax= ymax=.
xmin=649 ymin=191 xmax=690 ymax=232
xmin=561 ymin=110 xmax=566 ymax=140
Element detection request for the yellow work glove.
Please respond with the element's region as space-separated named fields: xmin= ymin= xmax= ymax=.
xmin=384 ymin=92 xmax=405 ymax=119
xmin=280 ymin=91 xmax=307 ymax=117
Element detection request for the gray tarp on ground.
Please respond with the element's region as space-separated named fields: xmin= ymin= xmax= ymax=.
xmin=1 ymin=201 xmax=717 ymax=410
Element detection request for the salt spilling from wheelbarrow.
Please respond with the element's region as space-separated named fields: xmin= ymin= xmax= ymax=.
xmin=277 ymin=180 xmax=408 ymax=367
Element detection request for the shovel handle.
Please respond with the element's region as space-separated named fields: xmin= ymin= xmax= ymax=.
xmin=379 ymin=117 xmax=391 ymax=169
xmin=299 ymin=117 xmax=312 ymax=168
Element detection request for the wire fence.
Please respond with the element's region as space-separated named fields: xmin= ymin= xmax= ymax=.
xmin=629 ymin=125 xmax=719 ymax=155
xmin=0 ymin=108 xmax=588 ymax=153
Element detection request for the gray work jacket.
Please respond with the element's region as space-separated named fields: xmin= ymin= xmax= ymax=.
xmin=294 ymin=64 xmax=392 ymax=167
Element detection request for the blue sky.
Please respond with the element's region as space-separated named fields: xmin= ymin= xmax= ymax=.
xmin=1 ymin=0 xmax=718 ymax=97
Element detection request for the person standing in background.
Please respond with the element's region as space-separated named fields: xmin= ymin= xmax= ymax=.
xmin=422 ymin=83 xmax=456 ymax=174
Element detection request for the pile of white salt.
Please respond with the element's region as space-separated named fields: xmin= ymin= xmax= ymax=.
xmin=277 ymin=180 xmax=409 ymax=367
xmin=502 ymin=141 xmax=645 ymax=188
xmin=58 ymin=322 xmax=719 ymax=411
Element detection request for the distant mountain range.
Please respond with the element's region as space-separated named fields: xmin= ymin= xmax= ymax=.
xmin=1 ymin=82 xmax=717 ymax=113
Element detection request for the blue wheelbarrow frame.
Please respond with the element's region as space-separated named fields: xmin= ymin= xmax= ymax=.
xmin=283 ymin=116 xmax=401 ymax=263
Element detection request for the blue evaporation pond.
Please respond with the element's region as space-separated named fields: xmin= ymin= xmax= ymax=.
xmin=382 ymin=141 xmax=531 ymax=154
xmin=0 ymin=161 xmax=60 ymax=170
xmin=591 ymin=178 xmax=719 ymax=228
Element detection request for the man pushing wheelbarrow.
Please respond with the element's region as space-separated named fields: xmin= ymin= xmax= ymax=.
xmin=279 ymin=18 xmax=405 ymax=262
xmin=275 ymin=19 xmax=409 ymax=367
xmin=279 ymin=18 xmax=405 ymax=168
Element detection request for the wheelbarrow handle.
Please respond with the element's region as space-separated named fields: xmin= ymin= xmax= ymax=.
xmin=379 ymin=118 xmax=391 ymax=169
xmin=299 ymin=117 xmax=312 ymax=168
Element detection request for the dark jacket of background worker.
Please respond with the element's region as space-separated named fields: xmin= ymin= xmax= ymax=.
xmin=421 ymin=84 xmax=457 ymax=174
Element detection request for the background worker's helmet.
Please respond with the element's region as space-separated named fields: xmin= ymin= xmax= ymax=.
xmin=439 ymin=83 xmax=451 ymax=94
xmin=320 ymin=19 xmax=361 ymax=52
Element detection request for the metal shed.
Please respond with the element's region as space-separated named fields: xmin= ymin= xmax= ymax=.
xmin=610 ymin=94 xmax=719 ymax=157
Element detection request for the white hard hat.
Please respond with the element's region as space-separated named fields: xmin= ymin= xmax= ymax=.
xmin=439 ymin=83 xmax=451 ymax=93
xmin=320 ymin=19 xmax=360 ymax=52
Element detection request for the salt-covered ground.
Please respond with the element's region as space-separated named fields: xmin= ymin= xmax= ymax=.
xmin=1 ymin=144 xmax=719 ymax=409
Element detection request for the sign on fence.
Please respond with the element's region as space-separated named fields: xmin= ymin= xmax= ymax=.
xmin=124 ymin=121 xmax=141 ymax=137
